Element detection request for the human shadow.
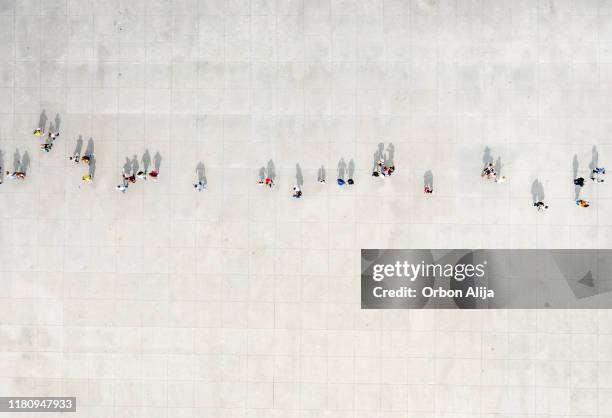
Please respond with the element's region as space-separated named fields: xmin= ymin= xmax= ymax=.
xmin=266 ymin=159 xmax=275 ymax=180
xmin=531 ymin=179 xmax=544 ymax=204
xmin=89 ymin=157 xmax=96 ymax=178
xmin=317 ymin=165 xmax=326 ymax=182
xmin=495 ymin=156 xmax=503 ymax=176
xmin=123 ymin=157 xmax=132 ymax=174
xmin=386 ymin=143 xmax=395 ymax=165
xmin=38 ymin=109 xmax=47 ymax=131
xmin=373 ymin=143 xmax=384 ymax=169
xmin=48 ymin=121 xmax=55 ymax=135
xmin=0 ymin=150 xmax=4 ymax=182
xmin=295 ymin=163 xmax=303 ymax=186
xmin=131 ymin=154 xmax=139 ymax=173
xmin=483 ymin=146 xmax=493 ymax=165
xmin=142 ymin=149 xmax=151 ymax=173
xmin=258 ymin=166 xmax=266 ymax=181
xmin=338 ymin=158 xmax=347 ymax=180
xmin=20 ymin=151 xmax=30 ymax=174
xmin=73 ymin=136 xmax=84 ymax=156
xmin=573 ymin=154 xmax=580 ymax=200
xmin=13 ymin=150 xmax=20 ymax=171
xmin=196 ymin=161 xmax=207 ymax=184
xmin=348 ymin=159 xmax=355 ymax=179
xmin=154 ymin=152 xmax=162 ymax=172
xmin=589 ymin=145 xmax=598 ymax=172
xmin=54 ymin=114 xmax=61 ymax=132
xmin=424 ymin=170 xmax=433 ymax=188
xmin=85 ymin=138 xmax=94 ymax=156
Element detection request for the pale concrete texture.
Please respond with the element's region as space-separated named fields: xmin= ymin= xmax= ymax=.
xmin=0 ymin=0 xmax=611 ymax=416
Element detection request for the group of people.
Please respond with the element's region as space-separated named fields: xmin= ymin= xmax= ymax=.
xmin=116 ymin=169 xmax=159 ymax=193
xmin=372 ymin=158 xmax=395 ymax=178
xmin=481 ymin=162 xmax=507 ymax=183
xmin=34 ymin=127 xmax=60 ymax=153
xmin=69 ymin=151 xmax=95 ymax=182
xmin=574 ymin=167 xmax=606 ymax=208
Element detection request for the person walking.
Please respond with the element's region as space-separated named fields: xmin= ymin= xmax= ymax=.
xmin=82 ymin=174 xmax=93 ymax=182
xmin=424 ymin=185 xmax=433 ymax=194
xmin=69 ymin=153 xmax=80 ymax=164
xmin=148 ymin=170 xmax=159 ymax=181
xmin=574 ymin=177 xmax=585 ymax=187
xmin=33 ymin=128 xmax=43 ymax=136
xmin=292 ymin=185 xmax=302 ymax=198
xmin=116 ymin=182 xmax=128 ymax=193
xmin=194 ymin=180 xmax=206 ymax=191
xmin=136 ymin=171 xmax=147 ymax=180
xmin=534 ymin=201 xmax=549 ymax=211
xmin=576 ymin=199 xmax=590 ymax=208
xmin=40 ymin=142 xmax=53 ymax=152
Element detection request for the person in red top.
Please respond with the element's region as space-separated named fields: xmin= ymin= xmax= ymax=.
xmin=148 ymin=170 xmax=159 ymax=181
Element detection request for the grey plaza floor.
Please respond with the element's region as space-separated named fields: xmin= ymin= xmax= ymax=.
xmin=1 ymin=0 xmax=612 ymax=416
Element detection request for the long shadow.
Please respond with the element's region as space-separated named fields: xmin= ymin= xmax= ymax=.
xmin=495 ymin=156 xmax=503 ymax=176
xmin=573 ymin=154 xmax=580 ymax=200
xmin=483 ymin=146 xmax=493 ymax=165
xmin=386 ymin=143 xmax=395 ymax=165
xmin=48 ymin=121 xmax=55 ymax=134
xmin=338 ymin=158 xmax=347 ymax=180
xmin=196 ymin=161 xmax=207 ymax=184
xmin=154 ymin=152 xmax=162 ymax=172
xmin=258 ymin=166 xmax=266 ymax=181
xmin=424 ymin=170 xmax=433 ymax=188
xmin=295 ymin=163 xmax=303 ymax=186
xmin=266 ymin=159 xmax=275 ymax=180
xmin=0 ymin=150 xmax=4 ymax=182
xmin=123 ymin=157 xmax=132 ymax=174
xmin=373 ymin=143 xmax=384 ymax=169
xmin=54 ymin=114 xmax=61 ymax=132
xmin=73 ymin=136 xmax=84 ymax=156
xmin=21 ymin=151 xmax=30 ymax=174
xmin=317 ymin=165 xmax=326 ymax=182
xmin=348 ymin=159 xmax=355 ymax=179
xmin=13 ymin=150 xmax=20 ymax=171
xmin=531 ymin=179 xmax=544 ymax=204
xmin=38 ymin=109 xmax=47 ymax=131
xmin=85 ymin=138 xmax=95 ymax=156
xmin=589 ymin=146 xmax=598 ymax=171
xmin=89 ymin=157 xmax=96 ymax=178
xmin=142 ymin=149 xmax=151 ymax=173
xmin=131 ymin=154 xmax=139 ymax=173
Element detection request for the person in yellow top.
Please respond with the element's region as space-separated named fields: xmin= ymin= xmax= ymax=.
xmin=33 ymin=128 xmax=43 ymax=136
xmin=82 ymin=174 xmax=93 ymax=182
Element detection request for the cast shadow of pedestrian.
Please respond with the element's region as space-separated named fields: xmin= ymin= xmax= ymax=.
xmin=295 ymin=163 xmax=303 ymax=186
xmin=73 ymin=136 xmax=84 ymax=156
xmin=531 ymin=179 xmax=544 ymax=204
xmin=317 ymin=165 xmax=326 ymax=182
xmin=21 ymin=151 xmax=30 ymax=174
xmin=123 ymin=157 xmax=132 ymax=174
xmin=54 ymin=114 xmax=61 ymax=132
xmin=258 ymin=166 xmax=266 ymax=181
xmin=0 ymin=150 xmax=4 ymax=182
xmin=495 ymin=156 xmax=503 ymax=176
xmin=89 ymin=157 xmax=96 ymax=178
xmin=196 ymin=161 xmax=207 ymax=185
xmin=38 ymin=109 xmax=47 ymax=131
xmin=483 ymin=146 xmax=493 ymax=166
xmin=348 ymin=159 xmax=355 ymax=179
xmin=131 ymin=154 xmax=139 ymax=174
xmin=424 ymin=170 xmax=433 ymax=188
xmin=154 ymin=152 xmax=162 ymax=172
xmin=589 ymin=145 xmax=599 ymax=175
xmin=386 ymin=143 xmax=395 ymax=165
xmin=573 ymin=154 xmax=580 ymax=200
xmin=373 ymin=143 xmax=384 ymax=170
xmin=266 ymin=159 xmax=275 ymax=180
xmin=338 ymin=158 xmax=347 ymax=180
xmin=85 ymin=138 xmax=94 ymax=156
xmin=13 ymin=150 xmax=21 ymax=172
xmin=142 ymin=149 xmax=151 ymax=173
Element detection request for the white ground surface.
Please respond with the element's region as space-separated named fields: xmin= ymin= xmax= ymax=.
xmin=1 ymin=0 xmax=612 ymax=416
